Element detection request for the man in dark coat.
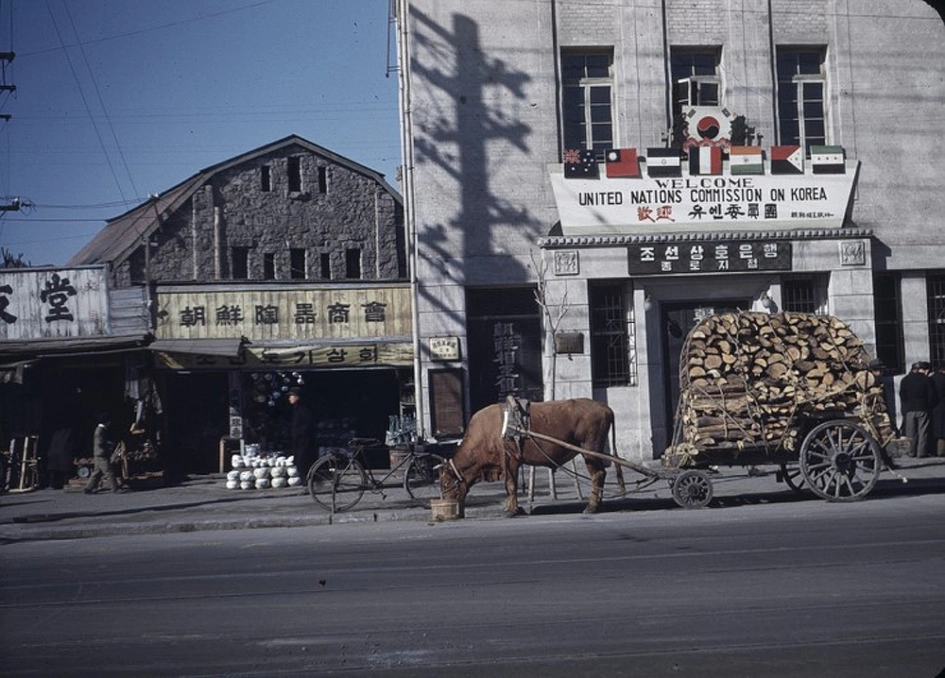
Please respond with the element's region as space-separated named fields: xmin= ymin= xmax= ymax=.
xmin=930 ymin=365 xmax=945 ymax=457
xmin=288 ymin=388 xmax=315 ymax=476
xmin=899 ymin=362 xmax=937 ymax=458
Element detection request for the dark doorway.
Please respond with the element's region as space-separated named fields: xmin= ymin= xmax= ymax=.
xmin=661 ymin=299 xmax=749 ymax=444
xmin=466 ymin=287 xmax=543 ymax=415
xmin=163 ymin=372 xmax=229 ymax=476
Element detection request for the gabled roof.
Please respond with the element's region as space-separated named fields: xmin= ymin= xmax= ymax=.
xmin=68 ymin=135 xmax=401 ymax=266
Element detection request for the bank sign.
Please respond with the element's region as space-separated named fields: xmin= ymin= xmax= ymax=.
xmin=548 ymin=159 xmax=859 ymax=235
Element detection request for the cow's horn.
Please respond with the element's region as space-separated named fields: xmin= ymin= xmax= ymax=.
xmin=500 ymin=409 xmax=510 ymax=438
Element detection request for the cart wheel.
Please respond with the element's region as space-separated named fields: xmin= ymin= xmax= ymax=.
xmin=779 ymin=464 xmax=806 ymax=494
xmin=671 ymin=470 xmax=713 ymax=509
xmin=799 ymin=419 xmax=881 ymax=502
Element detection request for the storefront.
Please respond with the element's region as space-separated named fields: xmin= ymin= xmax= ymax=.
xmin=149 ymin=282 xmax=416 ymax=474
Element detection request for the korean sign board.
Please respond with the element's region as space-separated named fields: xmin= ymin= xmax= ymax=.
xmin=548 ymin=161 xmax=859 ymax=235
xmin=155 ymin=285 xmax=412 ymax=341
xmin=628 ymin=240 xmax=792 ymax=275
xmin=0 ymin=268 xmax=109 ymax=340
xmin=155 ymin=341 xmax=414 ymax=370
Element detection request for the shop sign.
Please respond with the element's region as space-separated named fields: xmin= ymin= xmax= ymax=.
xmin=0 ymin=267 xmax=109 ymax=340
xmin=548 ymin=160 xmax=859 ymax=235
xmin=155 ymin=341 xmax=414 ymax=370
xmin=155 ymin=285 xmax=412 ymax=341
xmin=627 ymin=240 xmax=792 ymax=275
xmin=429 ymin=336 xmax=460 ymax=361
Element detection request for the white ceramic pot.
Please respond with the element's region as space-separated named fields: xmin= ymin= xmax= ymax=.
xmin=240 ymin=480 xmax=255 ymax=490
xmin=255 ymin=478 xmax=271 ymax=489
xmin=225 ymin=479 xmax=239 ymax=490
xmin=253 ymin=467 xmax=270 ymax=480
xmin=287 ymin=476 xmax=302 ymax=487
xmin=271 ymin=477 xmax=288 ymax=489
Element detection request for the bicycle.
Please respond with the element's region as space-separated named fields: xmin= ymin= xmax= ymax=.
xmin=306 ymin=437 xmax=447 ymax=512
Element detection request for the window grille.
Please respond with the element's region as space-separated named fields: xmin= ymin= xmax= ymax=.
xmin=781 ymin=277 xmax=822 ymax=313
xmin=561 ymin=51 xmax=614 ymax=158
xmin=670 ymin=49 xmax=721 ymax=115
xmin=927 ymin=273 xmax=945 ymax=368
xmin=874 ymin=272 xmax=904 ymax=373
xmin=589 ymin=282 xmax=636 ymax=387
xmin=776 ymin=48 xmax=827 ymax=152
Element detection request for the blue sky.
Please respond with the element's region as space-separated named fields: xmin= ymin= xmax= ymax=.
xmin=0 ymin=0 xmax=400 ymax=267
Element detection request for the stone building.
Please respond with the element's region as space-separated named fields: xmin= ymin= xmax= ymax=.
xmin=69 ymin=135 xmax=411 ymax=475
xmin=395 ymin=1 xmax=945 ymax=459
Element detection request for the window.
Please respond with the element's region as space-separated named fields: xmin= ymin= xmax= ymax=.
xmin=781 ymin=276 xmax=826 ymax=314
xmin=670 ymin=49 xmax=721 ymax=122
xmin=232 ymin=247 xmax=249 ymax=279
xmin=589 ymin=282 xmax=632 ymax=387
xmin=290 ymin=248 xmax=306 ymax=279
xmin=875 ymin=273 xmax=904 ymax=373
xmin=287 ymin=157 xmax=302 ymax=192
xmin=561 ymin=51 xmax=614 ymax=158
xmin=776 ymin=48 xmax=827 ymax=152
xmin=317 ymin=166 xmax=327 ymax=194
xmin=320 ymin=252 xmax=331 ymax=280
xmin=927 ymin=274 xmax=945 ymax=369
xmin=261 ymin=165 xmax=271 ymax=192
xmin=345 ymin=248 xmax=361 ymax=279
xmin=263 ymin=253 xmax=275 ymax=280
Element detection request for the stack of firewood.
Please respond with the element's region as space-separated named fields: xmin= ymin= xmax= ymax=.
xmin=668 ymin=311 xmax=894 ymax=459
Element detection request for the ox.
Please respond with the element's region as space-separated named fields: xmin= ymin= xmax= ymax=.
xmin=439 ymin=398 xmax=626 ymax=516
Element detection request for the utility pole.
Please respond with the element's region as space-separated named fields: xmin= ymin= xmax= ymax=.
xmin=0 ymin=46 xmax=16 ymax=211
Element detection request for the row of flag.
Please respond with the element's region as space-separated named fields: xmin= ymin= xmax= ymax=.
xmin=564 ymin=145 xmax=846 ymax=179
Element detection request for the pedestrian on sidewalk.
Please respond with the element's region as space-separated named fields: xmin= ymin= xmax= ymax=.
xmin=288 ymin=387 xmax=315 ymax=477
xmin=84 ymin=412 xmax=121 ymax=494
xmin=900 ymin=361 xmax=936 ymax=458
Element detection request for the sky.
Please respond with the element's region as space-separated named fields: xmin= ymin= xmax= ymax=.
xmin=0 ymin=0 xmax=401 ymax=267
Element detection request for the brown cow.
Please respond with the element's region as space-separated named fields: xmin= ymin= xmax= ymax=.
xmin=439 ymin=398 xmax=626 ymax=516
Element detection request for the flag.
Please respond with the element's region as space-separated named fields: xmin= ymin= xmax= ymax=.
xmin=770 ymin=145 xmax=804 ymax=174
xmin=563 ymin=148 xmax=599 ymax=179
xmin=810 ymin=145 xmax=845 ymax=174
xmin=604 ymin=148 xmax=640 ymax=178
xmin=688 ymin=146 xmax=722 ymax=175
xmin=646 ymin=148 xmax=681 ymax=178
xmin=729 ymin=146 xmax=764 ymax=175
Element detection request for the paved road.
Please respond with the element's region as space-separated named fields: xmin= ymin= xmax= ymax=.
xmin=2 ymin=459 xmax=945 ymax=676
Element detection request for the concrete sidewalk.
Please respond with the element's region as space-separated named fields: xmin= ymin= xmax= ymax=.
xmin=2 ymin=458 xmax=944 ymax=541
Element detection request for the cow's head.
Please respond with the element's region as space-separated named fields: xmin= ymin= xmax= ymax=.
xmin=438 ymin=457 xmax=468 ymax=501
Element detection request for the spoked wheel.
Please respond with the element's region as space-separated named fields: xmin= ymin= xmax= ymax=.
xmin=799 ymin=419 xmax=881 ymax=502
xmin=671 ymin=469 xmax=714 ymax=509
xmin=307 ymin=454 xmax=367 ymax=512
xmin=779 ymin=464 xmax=806 ymax=495
xmin=404 ymin=453 xmax=447 ymax=502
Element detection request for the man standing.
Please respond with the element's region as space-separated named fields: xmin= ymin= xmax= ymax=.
xmin=899 ymin=362 xmax=937 ymax=458
xmin=288 ymin=388 xmax=315 ymax=476
xmin=84 ymin=412 xmax=120 ymax=493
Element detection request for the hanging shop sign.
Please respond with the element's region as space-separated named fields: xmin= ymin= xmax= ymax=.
xmin=627 ymin=240 xmax=792 ymax=275
xmin=154 ymin=284 xmax=412 ymax=341
xmin=548 ymin=152 xmax=859 ymax=235
xmin=0 ymin=267 xmax=109 ymax=340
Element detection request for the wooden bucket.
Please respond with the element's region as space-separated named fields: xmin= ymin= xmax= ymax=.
xmin=430 ymin=497 xmax=464 ymax=521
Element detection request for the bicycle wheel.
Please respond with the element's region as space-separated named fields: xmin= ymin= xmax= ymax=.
xmin=308 ymin=454 xmax=366 ymax=511
xmin=403 ymin=453 xmax=446 ymax=502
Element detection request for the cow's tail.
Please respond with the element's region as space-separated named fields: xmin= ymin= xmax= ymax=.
xmin=610 ymin=414 xmax=627 ymax=497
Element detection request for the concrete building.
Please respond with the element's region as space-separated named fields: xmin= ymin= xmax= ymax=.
xmin=395 ymin=0 xmax=945 ymax=460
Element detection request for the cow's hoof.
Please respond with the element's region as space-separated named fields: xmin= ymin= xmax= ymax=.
xmin=504 ymin=508 xmax=526 ymax=518
xmin=583 ymin=505 xmax=600 ymax=514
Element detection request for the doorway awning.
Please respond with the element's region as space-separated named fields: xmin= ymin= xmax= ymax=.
xmin=148 ymin=338 xmax=248 ymax=358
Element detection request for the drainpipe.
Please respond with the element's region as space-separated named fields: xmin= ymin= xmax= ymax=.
xmin=396 ymin=0 xmax=427 ymax=440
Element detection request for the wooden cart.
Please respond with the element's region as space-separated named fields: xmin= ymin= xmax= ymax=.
xmin=659 ymin=310 xmax=909 ymax=507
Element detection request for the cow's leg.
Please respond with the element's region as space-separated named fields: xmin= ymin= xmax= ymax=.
xmin=504 ymin=458 xmax=523 ymax=516
xmin=583 ymin=456 xmax=607 ymax=513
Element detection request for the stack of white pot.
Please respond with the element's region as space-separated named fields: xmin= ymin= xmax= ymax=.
xmin=225 ymin=450 xmax=303 ymax=490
